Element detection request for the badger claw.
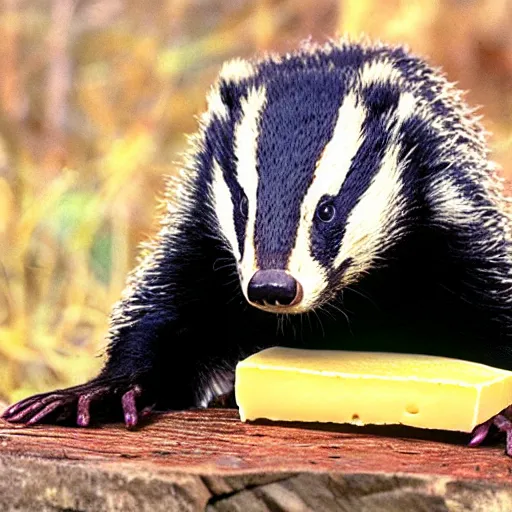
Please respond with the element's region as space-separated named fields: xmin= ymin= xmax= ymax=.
xmin=469 ymin=405 xmax=512 ymax=456
xmin=121 ymin=386 xmax=142 ymax=428
xmin=4 ymin=393 xmax=72 ymax=424
xmin=2 ymin=380 xmax=149 ymax=428
xmin=76 ymin=386 xmax=112 ymax=426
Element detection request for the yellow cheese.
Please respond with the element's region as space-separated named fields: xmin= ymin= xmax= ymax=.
xmin=235 ymin=347 xmax=512 ymax=432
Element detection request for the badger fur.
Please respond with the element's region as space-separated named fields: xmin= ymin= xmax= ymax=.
xmin=4 ymin=39 xmax=512 ymax=446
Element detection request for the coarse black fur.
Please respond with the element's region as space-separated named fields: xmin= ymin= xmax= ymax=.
xmin=4 ymin=38 xmax=512 ymax=427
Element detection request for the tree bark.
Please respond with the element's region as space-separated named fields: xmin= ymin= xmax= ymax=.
xmin=0 ymin=407 xmax=511 ymax=511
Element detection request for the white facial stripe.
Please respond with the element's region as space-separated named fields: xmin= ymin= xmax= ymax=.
xmin=310 ymin=92 xmax=367 ymax=199
xmin=211 ymin=159 xmax=241 ymax=261
xmin=335 ymin=143 xmax=405 ymax=283
xmin=287 ymin=92 xmax=367 ymax=310
xmin=234 ymin=87 xmax=268 ymax=291
xmin=335 ymin=93 xmax=418 ymax=283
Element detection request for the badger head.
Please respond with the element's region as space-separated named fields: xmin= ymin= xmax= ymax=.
xmin=206 ymin=50 xmax=421 ymax=314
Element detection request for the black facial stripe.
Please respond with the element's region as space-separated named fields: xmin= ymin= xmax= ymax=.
xmin=254 ymin=70 xmax=345 ymax=269
xmin=205 ymin=91 xmax=247 ymax=258
xmin=397 ymin=115 xmax=439 ymax=204
xmin=310 ymin=98 xmax=402 ymax=268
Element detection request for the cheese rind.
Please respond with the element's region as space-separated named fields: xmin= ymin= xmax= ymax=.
xmin=234 ymin=347 xmax=512 ymax=432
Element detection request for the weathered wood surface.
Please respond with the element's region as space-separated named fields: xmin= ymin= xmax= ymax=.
xmin=0 ymin=406 xmax=511 ymax=511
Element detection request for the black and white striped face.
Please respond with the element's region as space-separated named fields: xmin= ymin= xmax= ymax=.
xmin=207 ymin=56 xmax=417 ymax=314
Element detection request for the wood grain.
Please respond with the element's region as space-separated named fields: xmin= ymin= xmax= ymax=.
xmin=0 ymin=408 xmax=511 ymax=511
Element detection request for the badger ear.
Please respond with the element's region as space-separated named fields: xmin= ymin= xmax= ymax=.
xmin=219 ymin=82 xmax=238 ymax=111
xmin=207 ymin=58 xmax=257 ymax=120
xmin=205 ymin=80 xmax=244 ymax=122
xmin=206 ymin=85 xmax=231 ymax=121
xmin=218 ymin=57 xmax=256 ymax=84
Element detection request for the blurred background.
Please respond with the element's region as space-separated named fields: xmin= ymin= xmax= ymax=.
xmin=0 ymin=0 xmax=511 ymax=404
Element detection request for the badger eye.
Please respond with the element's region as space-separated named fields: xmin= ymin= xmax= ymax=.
xmin=316 ymin=202 xmax=336 ymax=223
xmin=240 ymin=194 xmax=248 ymax=218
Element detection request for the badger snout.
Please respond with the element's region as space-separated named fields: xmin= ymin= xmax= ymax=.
xmin=247 ymin=269 xmax=303 ymax=309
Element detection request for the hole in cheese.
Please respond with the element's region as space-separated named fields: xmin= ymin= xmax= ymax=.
xmin=406 ymin=404 xmax=419 ymax=415
xmin=351 ymin=413 xmax=363 ymax=426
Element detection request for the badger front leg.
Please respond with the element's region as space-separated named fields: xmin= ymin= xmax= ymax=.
xmin=2 ymin=377 xmax=149 ymax=428
xmin=3 ymin=302 xmax=189 ymax=428
xmin=469 ymin=406 xmax=512 ymax=455
xmin=3 ymin=222 xmax=246 ymax=427
xmin=426 ymin=174 xmax=512 ymax=455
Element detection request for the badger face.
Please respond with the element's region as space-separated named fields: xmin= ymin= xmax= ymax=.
xmin=208 ymin=58 xmax=416 ymax=314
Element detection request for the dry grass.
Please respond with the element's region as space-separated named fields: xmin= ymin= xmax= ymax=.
xmin=0 ymin=0 xmax=511 ymax=402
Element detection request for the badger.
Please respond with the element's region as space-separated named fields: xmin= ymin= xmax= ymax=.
xmin=4 ymin=38 xmax=512 ymax=453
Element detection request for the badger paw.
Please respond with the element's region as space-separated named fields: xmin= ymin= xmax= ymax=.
xmin=468 ymin=405 xmax=512 ymax=456
xmin=2 ymin=379 xmax=154 ymax=428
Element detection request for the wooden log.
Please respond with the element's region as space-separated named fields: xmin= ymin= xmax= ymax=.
xmin=0 ymin=406 xmax=511 ymax=511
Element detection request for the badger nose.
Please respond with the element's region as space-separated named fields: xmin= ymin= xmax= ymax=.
xmin=247 ymin=270 xmax=302 ymax=307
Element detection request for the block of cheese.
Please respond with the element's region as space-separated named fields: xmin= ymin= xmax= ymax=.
xmin=235 ymin=347 xmax=512 ymax=432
